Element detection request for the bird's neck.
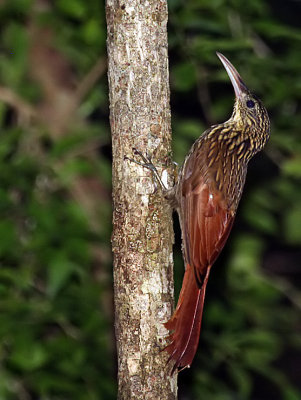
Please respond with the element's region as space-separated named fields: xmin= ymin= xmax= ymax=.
xmin=214 ymin=119 xmax=262 ymax=163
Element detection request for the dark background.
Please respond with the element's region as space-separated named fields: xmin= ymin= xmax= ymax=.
xmin=0 ymin=0 xmax=300 ymax=399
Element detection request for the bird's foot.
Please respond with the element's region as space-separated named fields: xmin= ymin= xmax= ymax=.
xmin=124 ymin=148 xmax=169 ymax=192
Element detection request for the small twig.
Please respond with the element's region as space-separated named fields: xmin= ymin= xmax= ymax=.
xmin=250 ymin=32 xmax=273 ymax=58
xmin=0 ymin=86 xmax=37 ymax=120
xmin=44 ymin=56 xmax=107 ymax=131
xmin=0 ymin=56 xmax=106 ymax=129
xmin=258 ymin=273 xmax=301 ymax=310
xmin=60 ymin=137 xmax=105 ymax=160
xmin=75 ymin=56 xmax=107 ymax=104
xmin=227 ymin=10 xmax=244 ymax=38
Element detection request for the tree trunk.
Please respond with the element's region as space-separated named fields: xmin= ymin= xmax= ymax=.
xmin=106 ymin=0 xmax=177 ymax=399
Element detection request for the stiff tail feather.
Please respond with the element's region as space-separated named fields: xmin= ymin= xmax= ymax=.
xmin=164 ymin=263 xmax=210 ymax=374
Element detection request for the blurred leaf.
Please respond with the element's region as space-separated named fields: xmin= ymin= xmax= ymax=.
xmin=228 ymin=234 xmax=264 ymax=275
xmin=172 ymin=62 xmax=197 ymax=91
xmin=227 ymin=364 xmax=252 ymax=397
xmin=244 ymin=204 xmax=277 ymax=234
xmin=241 ymin=330 xmax=281 ymax=368
xmin=284 ymin=205 xmax=301 ymax=244
xmin=57 ymin=0 xmax=87 ymax=19
xmin=47 ymin=254 xmax=78 ymax=297
xmin=1 ymin=22 xmax=29 ymax=87
xmin=82 ymin=19 xmax=103 ymax=44
xmin=256 ymin=20 xmax=301 ymax=40
xmin=283 ymin=387 xmax=301 ymax=400
xmin=10 ymin=341 xmax=48 ymax=371
xmin=282 ymin=157 xmax=301 ymax=178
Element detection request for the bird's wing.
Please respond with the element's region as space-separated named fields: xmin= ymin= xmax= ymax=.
xmin=180 ymin=151 xmax=235 ymax=285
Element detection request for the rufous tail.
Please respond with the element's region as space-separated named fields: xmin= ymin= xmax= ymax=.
xmin=164 ymin=263 xmax=210 ymax=374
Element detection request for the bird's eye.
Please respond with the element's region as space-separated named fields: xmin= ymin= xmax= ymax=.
xmin=246 ymin=99 xmax=255 ymax=108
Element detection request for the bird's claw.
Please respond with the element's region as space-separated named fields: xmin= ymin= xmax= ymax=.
xmin=125 ymin=148 xmax=155 ymax=172
xmin=125 ymin=147 xmax=170 ymax=193
xmin=132 ymin=148 xmax=153 ymax=165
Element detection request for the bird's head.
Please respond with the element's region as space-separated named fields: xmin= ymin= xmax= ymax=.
xmin=217 ymin=52 xmax=270 ymax=153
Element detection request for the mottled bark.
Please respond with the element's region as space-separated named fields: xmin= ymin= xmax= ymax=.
xmin=106 ymin=0 xmax=177 ymax=399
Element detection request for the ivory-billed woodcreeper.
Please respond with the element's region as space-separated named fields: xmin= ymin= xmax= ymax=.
xmin=126 ymin=53 xmax=270 ymax=374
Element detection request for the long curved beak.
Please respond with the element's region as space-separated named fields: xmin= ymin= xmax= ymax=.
xmin=216 ymin=52 xmax=249 ymax=99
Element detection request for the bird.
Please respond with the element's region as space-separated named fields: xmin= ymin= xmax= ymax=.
xmin=126 ymin=52 xmax=270 ymax=374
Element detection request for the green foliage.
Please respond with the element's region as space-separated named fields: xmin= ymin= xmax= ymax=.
xmin=0 ymin=0 xmax=300 ymax=399
xmin=0 ymin=2 xmax=114 ymax=399
xmin=0 ymin=127 xmax=114 ymax=399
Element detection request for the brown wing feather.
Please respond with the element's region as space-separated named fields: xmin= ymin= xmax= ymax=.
xmin=182 ymin=179 xmax=234 ymax=286
xmin=164 ymin=149 xmax=235 ymax=372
